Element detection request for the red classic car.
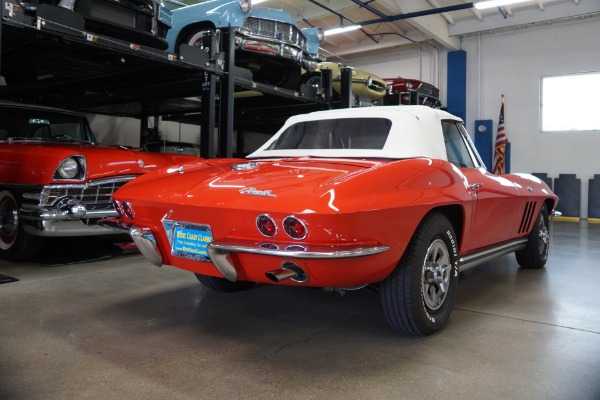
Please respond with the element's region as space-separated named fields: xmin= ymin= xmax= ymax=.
xmin=102 ymin=105 xmax=558 ymax=336
xmin=384 ymin=77 xmax=442 ymax=108
xmin=0 ymin=102 xmax=199 ymax=261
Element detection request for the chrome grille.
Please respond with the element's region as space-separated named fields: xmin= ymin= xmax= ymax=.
xmin=40 ymin=176 xmax=137 ymax=207
xmin=244 ymin=17 xmax=307 ymax=50
xmin=418 ymin=83 xmax=440 ymax=98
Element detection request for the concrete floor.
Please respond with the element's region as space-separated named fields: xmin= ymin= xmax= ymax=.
xmin=1 ymin=221 xmax=599 ymax=400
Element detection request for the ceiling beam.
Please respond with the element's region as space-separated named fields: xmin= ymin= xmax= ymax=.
xmin=376 ymin=0 xmax=462 ymax=50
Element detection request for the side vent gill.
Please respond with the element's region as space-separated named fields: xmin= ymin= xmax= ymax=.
xmin=518 ymin=201 xmax=537 ymax=234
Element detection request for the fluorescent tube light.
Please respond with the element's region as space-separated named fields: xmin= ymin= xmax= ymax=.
xmin=324 ymin=25 xmax=362 ymax=36
xmin=474 ymin=0 xmax=531 ymax=10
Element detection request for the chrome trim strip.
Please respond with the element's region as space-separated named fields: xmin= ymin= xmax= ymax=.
xmin=208 ymin=239 xmax=389 ymax=259
xmin=459 ymin=238 xmax=528 ymax=271
xmin=97 ymin=217 xmax=134 ymax=232
xmin=206 ymin=239 xmax=388 ymax=283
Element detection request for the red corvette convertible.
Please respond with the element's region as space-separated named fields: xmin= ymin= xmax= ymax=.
xmin=103 ymin=105 xmax=558 ymax=336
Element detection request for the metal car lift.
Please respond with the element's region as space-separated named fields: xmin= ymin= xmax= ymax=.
xmin=0 ymin=2 xmax=352 ymax=158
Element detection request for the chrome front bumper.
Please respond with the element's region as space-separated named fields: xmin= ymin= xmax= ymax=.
xmin=20 ymin=204 xmax=120 ymax=237
xmin=235 ymin=31 xmax=317 ymax=72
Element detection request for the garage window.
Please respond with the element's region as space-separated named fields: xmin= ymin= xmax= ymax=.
xmin=541 ymin=72 xmax=600 ymax=132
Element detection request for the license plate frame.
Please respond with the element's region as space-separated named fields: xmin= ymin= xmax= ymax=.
xmin=163 ymin=220 xmax=213 ymax=263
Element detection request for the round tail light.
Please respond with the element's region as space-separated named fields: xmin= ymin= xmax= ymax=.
xmin=257 ymin=214 xmax=277 ymax=237
xmin=122 ymin=201 xmax=135 ymax=219
xmin=283 ymin=216 xmax=307 ymax=240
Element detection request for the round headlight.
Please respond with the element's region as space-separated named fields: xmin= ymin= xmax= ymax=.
xmin=239 ymin=0 xmax=252 ymax=13
xmin=57 ymin=158 xmax=79 ymax=179
xmin=316 ymin=28 xmax=325 ymax=43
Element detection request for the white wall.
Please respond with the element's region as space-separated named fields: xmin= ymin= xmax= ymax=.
xmin=88 ymin=114 xmax=202 ymax=147
xmin=349 ymin=18 xmax=600 ymax=219
xmin=343 ymin=45 xmax=441 ymax=93
xmin=461 ymin=18 xmax=600 ymax=218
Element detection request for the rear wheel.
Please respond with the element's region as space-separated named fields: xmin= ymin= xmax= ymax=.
xmin=381 ymin=212 xmax=459 ymax=336
xmin=516 ymin=204 xmax=550 ymax=269
xmin=194 ymin=273 xmax=255 ymax=292
xmin=0 ymin=190 xmax=42 ymax=261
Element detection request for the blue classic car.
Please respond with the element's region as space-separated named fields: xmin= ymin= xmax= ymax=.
xmin=12 ymin=0 xmax=172 ymax=50
xmin=165 ymin=0 xmax=324 ymax=89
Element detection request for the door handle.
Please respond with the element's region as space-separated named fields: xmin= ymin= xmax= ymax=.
xmin=469 ymin=183 xmax=483 ymax=191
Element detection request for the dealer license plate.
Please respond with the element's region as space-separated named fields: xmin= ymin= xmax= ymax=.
xmin=163 ymin=220 xmax=213 ymax=262
xmin=158 ymin=5 xmax=173 ymax=26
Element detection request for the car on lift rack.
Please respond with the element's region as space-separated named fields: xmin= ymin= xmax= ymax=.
xmin=101 ymin=105 xmax=559 ymax=336
xmin=303 ymin=62 xmax=388 ymax=104
xmin=0 ymin=101 xmax=201 ymax=261
xmin=7 ymin=0 xmax=173 ymax=50
xmin=164 ymin=0 xmax=325 ymax=90
xmin=383 ymin=77 xmax=442 ymax=108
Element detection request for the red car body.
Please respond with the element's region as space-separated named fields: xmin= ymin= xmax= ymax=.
xmin=103 ymin=106 xmax=558 ymax=335
xmin=0 ymin=102 xmax=199 ymax=261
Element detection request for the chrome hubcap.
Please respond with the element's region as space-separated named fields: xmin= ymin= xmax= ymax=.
xmin=422 ymin=239 xmax=452 ymax=311
xmin=538 ymin=216 xmax=549 ymax=255
xmin=0 ymin=193 xmax=19 ymax=249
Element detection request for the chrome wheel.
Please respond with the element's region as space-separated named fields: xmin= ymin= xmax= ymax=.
xmin=381 ymin=212 xmax=458 ymax=336
xmin=0 ymin=190 xmax=19 ymax=250
xmin=538 ymin=216 xmax=549 ymax=256
xmin=516 ymin=204 xmax=550 ymax=269
xmin=422 ymin=238 xmax=452 ymax=311
xmin=187 ymin=30 xmax=212 ymax=48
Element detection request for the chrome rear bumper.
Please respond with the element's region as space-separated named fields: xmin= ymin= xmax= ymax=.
xmin=98 ymin=218 xmax=390 ymax=283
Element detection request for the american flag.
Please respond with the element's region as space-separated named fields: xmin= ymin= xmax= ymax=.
xmin=492 ymin=95 xmax=508 ymax=175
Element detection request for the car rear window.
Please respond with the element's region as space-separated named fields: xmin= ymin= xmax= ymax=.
xmin=266 ymin=118 xmax=391 ymax=150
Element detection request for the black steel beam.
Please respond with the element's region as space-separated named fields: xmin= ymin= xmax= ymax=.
xmin=357 ymin=3 xmax=475 ymax=26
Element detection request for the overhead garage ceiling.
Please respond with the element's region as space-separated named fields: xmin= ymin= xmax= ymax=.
xmin=253 ymin=0 xmax=598 ymax=60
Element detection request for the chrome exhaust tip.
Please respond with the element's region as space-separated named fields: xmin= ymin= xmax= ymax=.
xmin=265 ymin=261 xmax=308 ymax=283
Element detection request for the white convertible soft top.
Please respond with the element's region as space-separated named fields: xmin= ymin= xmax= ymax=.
xmin=247 ymin=105 xmax=463 ymax=160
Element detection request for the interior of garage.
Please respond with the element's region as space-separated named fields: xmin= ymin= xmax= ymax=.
xmin=1 ymin=0 xmax=600 ymax=399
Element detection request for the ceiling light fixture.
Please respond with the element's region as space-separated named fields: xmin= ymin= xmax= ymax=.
xmin=324 ymin=25 xmax=362 ymax=36
xmin=474 ymin=0 xmax=532 ymax=10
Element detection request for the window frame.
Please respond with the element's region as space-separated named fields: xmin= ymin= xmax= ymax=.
xmin=442 ymin=120 xmax=483 ymax=169
xmin=540 ymin=71 xmax=600 ymax=133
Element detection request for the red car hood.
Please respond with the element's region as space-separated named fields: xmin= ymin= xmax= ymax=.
xmin=0 ymin=141 xmax=199 ymax=185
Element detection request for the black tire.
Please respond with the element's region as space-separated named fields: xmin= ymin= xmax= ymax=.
xmin=249 ymin=59 xmax=302 ymax=90
xmin=194 ymin=273 xmax=255 ymax=292
xmin=381 ymin=212 xmax=459 ymax=336
xmin=0 ymin=190 xmax=43 ymax=261
xmin=515 ymin=204 xmax=550 ymax=269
